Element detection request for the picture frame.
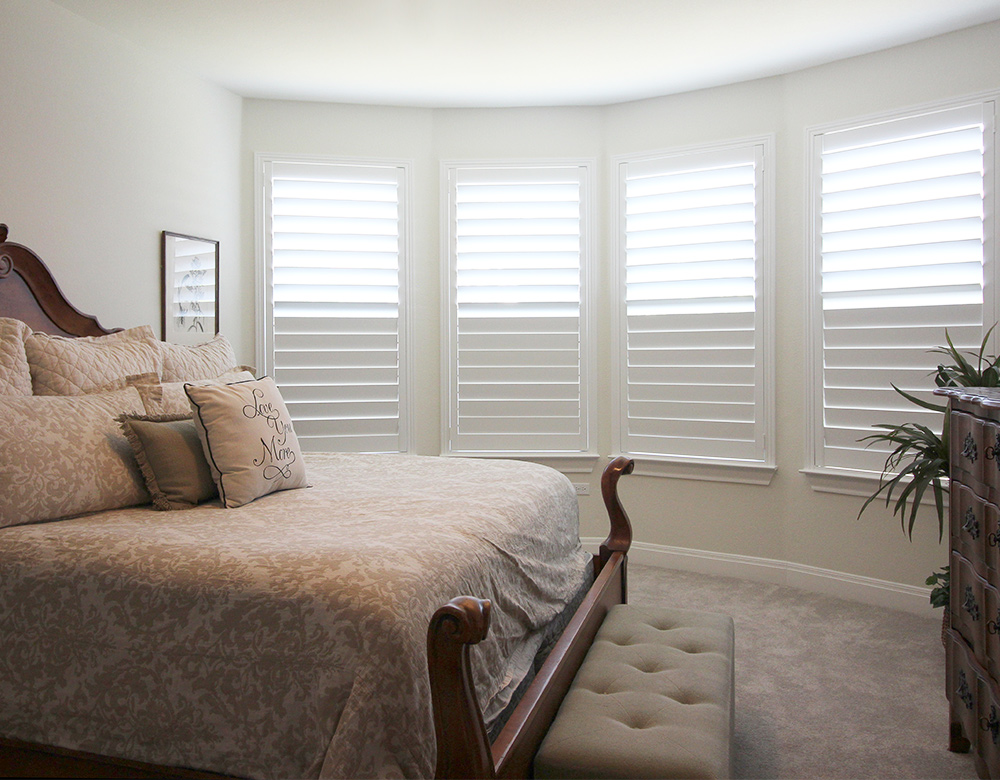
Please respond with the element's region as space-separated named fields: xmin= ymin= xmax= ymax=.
xmin=161 ymin=231 xmax=219 ymax=345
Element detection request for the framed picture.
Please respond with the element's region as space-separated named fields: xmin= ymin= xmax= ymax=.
xmin=161 ymin=231 xmax=219 ymax=345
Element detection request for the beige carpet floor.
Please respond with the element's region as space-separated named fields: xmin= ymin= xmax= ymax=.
xmin=626 ymin=563 xmax=978 ymax=779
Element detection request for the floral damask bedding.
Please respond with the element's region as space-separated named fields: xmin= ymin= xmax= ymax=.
xmin=0 ymin=452 xmax=591 ymax=779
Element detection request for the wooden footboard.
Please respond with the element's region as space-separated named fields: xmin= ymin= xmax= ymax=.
xmin=429 ymin=455 xmax=634 ymax=779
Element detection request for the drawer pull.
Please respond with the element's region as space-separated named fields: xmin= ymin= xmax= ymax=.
xmin=988 ymin=608 xmax=1000 ymax=635
xmin=987 ymin=433 xmax=1000 ymax=471
xmin=989 ymin=530 xmax=1000 ymax=547
xmin=958 ymin=669 xmax=975 ymax=711
xmin=963 ymin=507 xmax=982 ymax=539
xmin=981 ymin=705 xmax=1000 ymax=745
xmin=964 ymin=432 xmax=979 ymax=464
xmin=963 ymin=585 xmax=981 ymax=622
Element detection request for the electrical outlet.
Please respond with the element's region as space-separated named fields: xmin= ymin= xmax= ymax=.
xmin=573 ymin=483 xmax=590 ymax=496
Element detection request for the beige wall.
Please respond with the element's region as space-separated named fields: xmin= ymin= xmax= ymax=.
xmin=6 ymin=0 xmax=1000 ymax=607
xmin=0 ymin=0 xmax=244 ymax=355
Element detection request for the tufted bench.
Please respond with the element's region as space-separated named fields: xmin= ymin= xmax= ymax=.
xmin=533 ymin=604 xmax=735 ymax=780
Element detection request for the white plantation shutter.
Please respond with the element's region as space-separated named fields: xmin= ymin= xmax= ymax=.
xmin=444 ymin=163 xmax=592 ymax=455
xmin=614 ymin=140 xmax=773 ymax=474
xmin=811 ymin=100 xmax=993 ymax=475
xmin=260 ymin=157 xmax=409 ymax=453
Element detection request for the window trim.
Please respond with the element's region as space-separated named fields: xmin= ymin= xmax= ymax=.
xmin=610 ymin=135 xmax=776 ymax=485
xmin=803 ymin=91 xmax=999 ymax=493
xmin=439 ymin=157 xmax=599 ymax=466
xmin=254 ymin=151 xmax=414 ymax=453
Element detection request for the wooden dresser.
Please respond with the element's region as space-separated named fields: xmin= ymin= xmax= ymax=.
xmin=937 ymin=387 xmax=1000 ymax=778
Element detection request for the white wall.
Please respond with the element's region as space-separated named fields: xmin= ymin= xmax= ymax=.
xmin=0 ymin=0 xmax=244 ymax=357
xmin=243 ymin=20 xmax=1000 ymax=607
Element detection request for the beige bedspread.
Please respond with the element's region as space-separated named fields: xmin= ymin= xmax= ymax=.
xmin=0 ymin=453 xmax=591 ymax=779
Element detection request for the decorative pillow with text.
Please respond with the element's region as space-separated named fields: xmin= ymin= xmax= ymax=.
xmin=185 ymin=376 xmax=307 ymax=508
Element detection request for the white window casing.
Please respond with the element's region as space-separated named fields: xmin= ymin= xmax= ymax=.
xmin=805 ymin=96 xmax=997 ymax=493
xmin=256 ymin=154 xmax=411 ymax=454
xmin=612 ymin=137 xmax=775 ymax=484
xmin=442 ymin=161 xmax=596 ymax=465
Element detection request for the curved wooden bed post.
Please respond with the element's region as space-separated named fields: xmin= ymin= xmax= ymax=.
xmin=429 ymin=456 xmax=635 ymax=780
xmin=0 ymin=224 xmax=115 ymax=336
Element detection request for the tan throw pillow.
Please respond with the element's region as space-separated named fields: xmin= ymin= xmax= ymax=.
xmin=0 ymin=387 xmax=149 ymax=528
xmin=160 ymin=334 xmax=238 ymax=382
xmin=130 ymin=369 xmax=255 ymax=416
xmin=25 ymin=324 xmax=162 ymax=395
xmin=119 ymin=414 xmax=218 ymax=510
xmin=0 ymin=317 xmax=32 ymax=396
xmin=185 ymin=376 xmax=308 ymax=508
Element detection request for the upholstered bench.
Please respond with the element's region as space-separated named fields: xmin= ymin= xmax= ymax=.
xmin=533 ymin=604 xmax=735 ymax=780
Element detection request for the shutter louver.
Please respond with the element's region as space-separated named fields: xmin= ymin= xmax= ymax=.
xmin=619 ymin=143 xmax=768 ymax=464
xmin=816 ymin=103 xmax=989 ymax=473
xmin=447 ymin=164 xmax=590 ymax=454
xmin=267 ymin=160 xmax=407 ymax=453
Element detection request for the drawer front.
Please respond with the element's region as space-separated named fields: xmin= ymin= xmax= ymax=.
xmin=984 ymin=419 xmax=1000 ymax=497
xmin=954 ymin=411 xmax=986 ymax=485
xmin=987 ymin=585 xmax=1000 ymax=682
xmin=980 ymin=669 xmax=1000 ymax=777
xmin=952 ymin=551 xmax=989 ymax=663
xmin=954 ymin=482 xmax=989 ymax=577
xmin=949 ymin=629 xmax=983 ymax=753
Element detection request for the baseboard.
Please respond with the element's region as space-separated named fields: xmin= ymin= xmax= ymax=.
xmin=582 ymin=537 xmax=937 ymax=618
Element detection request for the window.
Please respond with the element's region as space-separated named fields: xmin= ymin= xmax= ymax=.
xmin=442 ymin=162 xmax=594 ymax=462
xmin=807 ymin=98 xmax=996 ymax=486
xmin=613 ymin=138 xmax=774 ymax=483
xmin=257 ymin=155 xmax=410 ymax=454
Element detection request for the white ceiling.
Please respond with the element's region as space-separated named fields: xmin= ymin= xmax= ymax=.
xmin=51 ymin=0 xmax=1000 ymax=108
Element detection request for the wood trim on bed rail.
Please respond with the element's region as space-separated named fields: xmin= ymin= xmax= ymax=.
xmin=429 ymin=456 xmax=634 ymax=780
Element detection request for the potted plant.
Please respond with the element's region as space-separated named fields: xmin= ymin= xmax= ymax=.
xmin=860 ymin=327 xmax=1000 ymax=612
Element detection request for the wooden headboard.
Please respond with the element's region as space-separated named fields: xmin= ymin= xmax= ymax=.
xmin=0 ymin=224 xmax=115 ymax=337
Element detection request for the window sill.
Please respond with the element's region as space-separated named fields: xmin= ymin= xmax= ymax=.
xmin=624 ymin=456 xmax=776 ymax=486
xmin=441 ymin=451 xmax=601 ymax=474
xmin=800 ymin=466 xmax=951 ymax=503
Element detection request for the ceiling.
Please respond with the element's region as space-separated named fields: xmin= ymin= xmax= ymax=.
xmin=51 ymin=0 xmax=1000 ymax=108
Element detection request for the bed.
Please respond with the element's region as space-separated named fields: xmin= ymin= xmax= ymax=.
xmin=0 ymin=224 xmax=633 ymax=780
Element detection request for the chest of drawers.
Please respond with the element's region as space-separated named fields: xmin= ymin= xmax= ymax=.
xmin=938 ymin=388 xmax=1000 ymax=779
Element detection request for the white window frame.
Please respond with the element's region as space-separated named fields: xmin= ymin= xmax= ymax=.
xmin=611 ymin=136 xmax=776 ymax=485
xmin=440 ymin=159 xmax=598 ymax=472
xmin=255 ymin=152 xmax=413 ymax=454
xmin=804 ymin=93 xmax=999 ymax=495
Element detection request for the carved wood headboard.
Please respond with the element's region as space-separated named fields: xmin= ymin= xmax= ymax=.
xmin=0 ymin=224 xmax=114 ymax=337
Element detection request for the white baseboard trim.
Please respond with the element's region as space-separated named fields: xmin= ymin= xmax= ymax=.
xmin=582 ymin=537 xmax=937 ymax=619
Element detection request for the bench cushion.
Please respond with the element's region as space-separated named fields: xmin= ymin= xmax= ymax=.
xmin=534 ymin=604 xmax=735 ymax=779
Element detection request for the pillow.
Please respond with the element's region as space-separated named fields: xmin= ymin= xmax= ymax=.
xmin=160 ymin=334 xmax=239 ymax=382
xmin=0 ymin=317 xmax=32 ymax=396
xmin=130 ymin=369 xmax=255 ymax=416
xmin=185 ymin=376 xmax=308 ymax=508
xmin=25 ymin=324 xmax=162 ymax=395
xmin=0 ymin=387 xmax=149 ymax=528
xmin=119 ymin=413 xmax=217 ymax=510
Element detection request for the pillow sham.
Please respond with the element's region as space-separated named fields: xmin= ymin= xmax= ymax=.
xmin=0 ymin=317 xmax=32 ymax=396
xmin=185 ymin=376 xmax=308 ymax=508
xmin=0 ymin=387 xmax=149 ymax=529
xmin=130 ymin=369 xmax=255 ymax=416
xmin=25 ymin=324 xmax=162 ymax=396
xmin=119 ymin=413 xmax=217 ymax=510
xmin=160 ymin=334 xmax=239 ymax=382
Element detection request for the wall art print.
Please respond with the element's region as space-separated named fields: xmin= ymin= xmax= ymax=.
xmin=161 ymin=231 xmax=219 ymax=345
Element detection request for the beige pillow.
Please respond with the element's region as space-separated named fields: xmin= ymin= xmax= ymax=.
xmin=185 ymin=376 xmax=308 ymax=508
xmin=0 ymin=387 xmax=149 ymax=528
xmin=160 ymin=334 xmax=238 ymax=382
xmin=119 ymin=413 xmax=218 ymax=510
xmin=130 ymin=369 xmax=255 ymax=416
xmin=0 ymin=317 xmax=32 ymax=396
xmin=25 ymin=324 xmax=162 ymax=395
